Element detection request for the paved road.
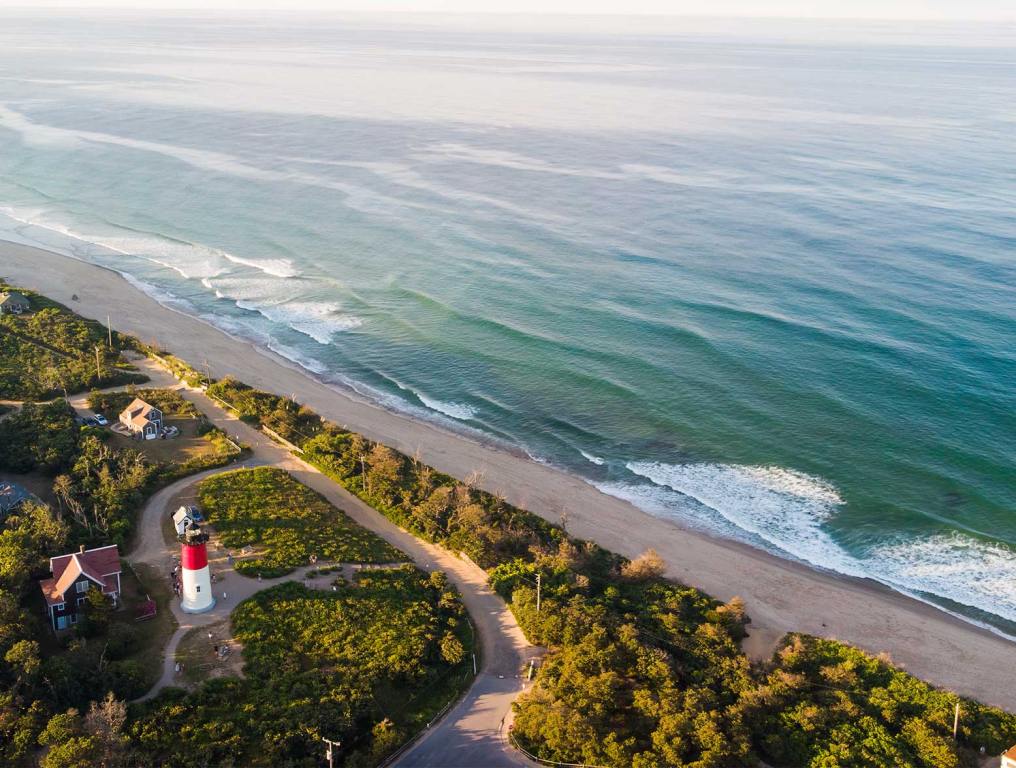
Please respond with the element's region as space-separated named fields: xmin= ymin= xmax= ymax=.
xmin=125 ymin=358 xmax=539 ymax=766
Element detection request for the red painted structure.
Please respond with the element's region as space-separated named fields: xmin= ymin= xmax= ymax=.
xmin=181 ymin=541 xmax=208 ymax=570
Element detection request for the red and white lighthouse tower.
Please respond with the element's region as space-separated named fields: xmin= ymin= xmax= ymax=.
xmin=180 ymin=526 xmax=215 ymax=613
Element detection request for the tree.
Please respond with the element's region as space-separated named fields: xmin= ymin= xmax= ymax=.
xmin=77 ymin=588 xmax=112 ymax=638
xmin=366 ymin=444 xmax=404 ymax=506
xmin=5 ymin=639 xmax=41 ymax=689
xmin=621 ymin=549 xmax=666 ymax=581
xmin=85 ymin=692 xmax=127 ymax=767
xmin=440 ymin=633 xmax=465 ymax=665
xmin=39 ymin=709 xmax=102 ymax=768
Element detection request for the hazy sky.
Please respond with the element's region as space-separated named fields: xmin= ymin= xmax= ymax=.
xmin=3 ymin=0 xmax=1015 ymax=21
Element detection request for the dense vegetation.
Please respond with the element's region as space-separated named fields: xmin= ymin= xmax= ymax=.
xmin=0 ymin=408 xmax=240 ymax=549
xmin=129 ymin=567 xmax=472 ymax=767
xmin=205 ymin=376 xmax=1016 ymax=767
xmin=0 ymin=503 xmax=157 ymax=767
xmin=197 ymin=467 xmax=404 ymax=577
xmin=88 ymin=388 xmax=200 ymax=419
xmin=745 ymin=634 xmax=1015 ymax=767
xmin=0 ymin=400 xmax=80 ymax=474
xmin=0 ymin=285 xmax=147 ymax=400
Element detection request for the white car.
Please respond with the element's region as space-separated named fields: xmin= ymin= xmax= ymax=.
xmin=94 ymin=414 xmax=109 ymax=426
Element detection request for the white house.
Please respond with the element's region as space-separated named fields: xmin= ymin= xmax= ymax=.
xmin=119 ymin=397 xmax=164 ymax=439
xmin=173 ymin=506 xmax=194 ymax=536
xmin=38 ymin=544 xmax=122 ymax=631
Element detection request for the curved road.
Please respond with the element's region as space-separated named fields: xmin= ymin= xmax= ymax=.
xmin=125 ymin=359 xmax=539 ymax=765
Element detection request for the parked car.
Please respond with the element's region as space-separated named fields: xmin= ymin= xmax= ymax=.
xmin=94 ymin=414 xmax=108 ymax=426
xmin=84 ymin=417 xmax=99 ymax=426
xmin=163 ymin=425 xmax=180 ymax=438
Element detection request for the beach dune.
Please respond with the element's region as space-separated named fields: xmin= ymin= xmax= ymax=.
xmin=4 ymin=240 xmax=1015 ymax=709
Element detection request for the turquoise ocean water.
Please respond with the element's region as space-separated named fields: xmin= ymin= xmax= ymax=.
xmin=0 ymin=12 xmax=1013 ymax=631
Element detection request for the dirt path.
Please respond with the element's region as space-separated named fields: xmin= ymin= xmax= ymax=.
xmin=124 ymin=358 xmax=538 ymax=765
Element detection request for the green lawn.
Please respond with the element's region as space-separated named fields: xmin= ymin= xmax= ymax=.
xmin=197 ymin=467 xmax=404 ymax=577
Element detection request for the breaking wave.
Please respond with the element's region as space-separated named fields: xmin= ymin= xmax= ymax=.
xmin=414 ymin=392 xmax=477 ymax=421
xmin=615 ymin=461 xmax=1016 ymax=625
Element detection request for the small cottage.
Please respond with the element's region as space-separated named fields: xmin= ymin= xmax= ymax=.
xmin=39 ymin=544 xmax=122 ymax=631
xmin=173 ymin=506 xmax=194 ymax=536
xmin=119 ymin=397 xmax=164 ymax=440
xmin=0 ymin=291 xmax=30 ymax=315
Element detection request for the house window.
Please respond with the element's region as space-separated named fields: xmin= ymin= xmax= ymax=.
xmin=76 ymin=581 xmax=89 ymax=594
xmin=196 ymin=585 xmax=201 ymax=592
xmin=69 ymin=613 xmax=78 ymax=624
xmin=77 ymin=597 xmax=87 ymax=606
xmin=53 ymin=602 xmax=65 ymax=611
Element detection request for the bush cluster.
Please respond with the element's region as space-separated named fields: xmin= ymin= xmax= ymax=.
xmin=129 ymin=568 xmax=471 ymax=766
xmin=0 ymin=286 xmax=147 ymax=400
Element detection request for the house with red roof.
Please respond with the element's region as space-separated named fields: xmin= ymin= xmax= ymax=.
xmin=38 ymin=544 xmax=122 ymax=631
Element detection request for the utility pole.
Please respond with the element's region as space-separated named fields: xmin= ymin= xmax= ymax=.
xmin=94 ymin=346 xmax=102 ymax=383
xmin=106 ymin=315 xmax=113 ymax=348
xmin=360 ymin=455 xmax=370 ymax=495
xmin=322 ymin=737 xmax=340 ymax=768
xmin=536 ymin=573 xmax=541 ymax=613
xmin=953 ymin=701 xmax=961 ymax=739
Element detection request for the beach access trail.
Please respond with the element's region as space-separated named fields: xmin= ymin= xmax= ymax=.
xmin=5 ymin=241 xmax=1016 ymax=712
xmin=119 ymin=358 xmax=538 ymax=766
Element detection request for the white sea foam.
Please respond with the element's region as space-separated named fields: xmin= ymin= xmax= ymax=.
xmin=222 ymin=253 xmax=298 ymax=279
xmin=418 ymin=143 xmax=623 ymax=179
xmin=207 ymin=276 xmax=361 ymax=345
xmin=580 ymin=450 xmax=605 ymax=465
xmin=0 ymin=204 xmax=232 ymax=281
xmin=619 ymin=461 xmax=1016 ymax=625
xmin=626 ymin=461 xmax=862 ymax=576
xmin=414 ymin=392 xmax=477 ymax=421
xmin=868 ymin=533 xmax=1016 ymax=624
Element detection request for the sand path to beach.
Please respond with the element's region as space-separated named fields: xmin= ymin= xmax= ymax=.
xmin=4 ymin=241 xmax=1014 ymax=709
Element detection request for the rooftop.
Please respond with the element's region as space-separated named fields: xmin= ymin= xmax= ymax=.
xmin=40 ymin=545 xmax=122 ymax=606
xmin=0 ymin=481 xmax=31 ymax=512
xmin=0 ymin=291 xmax=29 ymax=304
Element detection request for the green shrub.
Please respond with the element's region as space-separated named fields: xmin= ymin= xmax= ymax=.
xmin=0 ymin=285 xmax=147 ymax=400
xmin=129 ymin=570 xmax=471 ymax=766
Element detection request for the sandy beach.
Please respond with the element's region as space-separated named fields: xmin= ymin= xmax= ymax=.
xmin=4 ymin=239 xmax=1015 ymax=709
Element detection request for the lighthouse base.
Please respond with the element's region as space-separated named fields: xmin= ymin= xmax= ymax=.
xmin=180 ymin=596 xmax=216 ymax=614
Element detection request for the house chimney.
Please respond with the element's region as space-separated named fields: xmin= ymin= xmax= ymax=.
xmin=79 ymin=544 xmax=85 ymax=554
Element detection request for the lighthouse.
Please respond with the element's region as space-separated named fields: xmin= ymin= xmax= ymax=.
xmin=179 ymin=525 xmax=215 ymax=613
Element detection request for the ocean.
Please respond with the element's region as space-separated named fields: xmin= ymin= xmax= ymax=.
xmin=0 ymin=11 xmax=1013 ymax=632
